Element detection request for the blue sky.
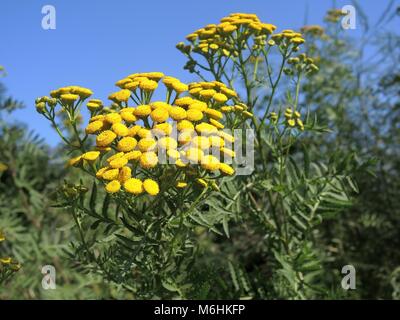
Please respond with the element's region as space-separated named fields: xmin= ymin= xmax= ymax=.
xmin=0 ymin=0 xmax=396 ymax=146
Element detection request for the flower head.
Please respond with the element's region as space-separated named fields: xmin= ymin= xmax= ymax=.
xmin=43 ymin=73 xmax=239 ymax=196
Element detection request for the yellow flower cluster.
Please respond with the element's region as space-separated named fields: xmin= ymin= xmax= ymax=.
xmin=35 ymin=86 xmax=93 ymax=114
xmin=284 ymin=108 xmax=304 ymax=131
xmin=0 ymin=231 xmax=21 ymax=272
xmin=300 ymin=25 xmax=325 ymax=37
xmin=270 ymin=29 xmax=306 ymax=49
xmin=187 ymin=81 xmax=253 ymax=120
xmin=325 ymin=9 xmax=347 ymax=23
xmin=285 ymin=53 xmax=319 ymax=76
xmin=65 ymin=73 xmax=238 ymax=195
xmin=50 ymin=86 xmax=93 ymax=100
xmin=177 ymin=13 xmax=277 ymax=57
xmin=109 ymin=72 xmax=189 ymax=105
xmin=177 ymin=13 xmax=305 ymax=58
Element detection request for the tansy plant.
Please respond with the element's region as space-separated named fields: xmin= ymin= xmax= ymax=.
xmin=36 ymin=72 xmax=251 ymax=297
xmin=34 ymin=13 xmax=356 ymax=299
xmin=177 ymin=13 xmax=355 ymax=298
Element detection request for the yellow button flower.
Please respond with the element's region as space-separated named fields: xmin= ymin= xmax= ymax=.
xmin=196 ymin=178 xmax=208 ymax=188
xmin=105 ymin=113 xmax=122 ymax=124
xmin=109 ymin=157 xmax=128 ymax=169
xmin=169 ymin=107 xmax=187 ymax=121
xmin=175 ymin=97 xmax=194 ymax=106
xmin=145 ymin=72 xmax=165 ymax=81
xmin=127 ymin=125 xmax=142 ymax=137
xmin=107 ymin=152 xmax=125 ymax=163
xmin=222 ymin=24 xmax=237 ymax=33
xmin=151 ymin=101 xmax=171 ymax=110
xmin=134 ymin=105 xmax=152 ymax=117
xmin=87 ymin=102 xmax=102 ymax=112
xmin=125 ymin=81 xmax=139 ymax=91
xmin=120 ymin=110 xmax=137 ymax=123
xmin=204 ymin=108 xmax=223 ymax=120
xmin=82 ymin=151 xmax=100 ymax=162
xmin=171 ymin=81 xmax=188 ymax=93
xmin=140 ymin=152 xmax=158 ymax=169
xmin=195 ymin=122 xmax=218 ymax=135
xmin=137 ymin=128 xmax=152 ymax=138
xmin=186 ymin=109 xmax=203 ymax=121
xmin=209 ymin=118 xmax=224 ymax=129
xmin=68 ymin=156 xmax=82 ymax=167
xmin=191 ymin=136 xmax=211 ymax=149
xmin=175 ymin=159 xmax=188 ymax=168
xmin=219 ymin=163 xmax=235 ymax=175
xmin=96 ymin=130 xmax=117 ymax=147
xmin=296 ymin=118 xmax=304 ymax=130
xmin=158 ymin=137 xmax=178 ymax=150
xmin=220 ymin=87 xmax=237 ymax=98
xmin=105 ymin=180 xmax=121 ymax=194
xmin=163 ymin=76 xmax=180 ymax=88
xmin=213 ymin=93 xmax=228 ymax=103
xmin=118 ymin=166 xmax=132 ymax=183
xmin=177 ymin=120 xmax=195 ymax=131
xmin=186 ymin=148 xmax=204 ymax=163
xmin=115 ymin=78 xmax=132 ymax=88
xmin=85 ymin=120 xmax=104 ymax=134
xmin=188 ymin=101 xmax=207 ymax=111
xmin=243 ymin=111 xmax=253 ymax=118
xmin=221 ymin=147 xmax=236 ymax=158
xmin=139 ymin=79 xmax=158 ymax=91
xmin=102 ymin=168 xmax=120 ymax=180
xmin=189 ymin=87 xmax=202 ymax=95
xmin=88 ymin=98 xmax=102 ymax=105
xmin=112 ymin=123 xmax=129 ymax=137
xmin=218 ymin=131 xmax=235 ymax=143
xmin=35 ymin=102 xmax=46 ymax=113
xmin=124 ymin=150 xmax=142 ymax=161
xmin=201 ymin=155 xmax=220 ymax=171
xmin=114 ymin=89 xmax=132 ymax=102
xmin=124 ymin=178 xmax=143 ymax=195
xmin=209 ymin=136 xmax=225 ymax=148
xmin=150 ymin=108 xmax=169 ymax=123
xmin=96 ymin=167 xmax=109 ymax=179
xmin=74 ymin=87 xmax=93 ymax=99
xmin=89 ymin=115 xmax=105 ymax=122
xmin=291 ymin=37 xmax=305 ymax=44
xmin=60 ymin=93 xmax=79 ymax=104
xmin=143 ymin=179 xmax=160 ymax=196
xmin=153 ymin=123 xmax=173 ymax=136
xmin=199 ymin=89 xmax=217 ymax=100
xmin=186 ymin=33 xmax=198 ymax=41
xmin=167 ymin=149 xmax=180 ymax=160
xmin=178 ymin=129 xmax=194 ymax=144
xmin=176 ymin=182 xmax=188 ymax=188
xmin=138 ymin=138 xmax=157 ymax=152
xmin=117 ymin=137 xmax=137 ymax=152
